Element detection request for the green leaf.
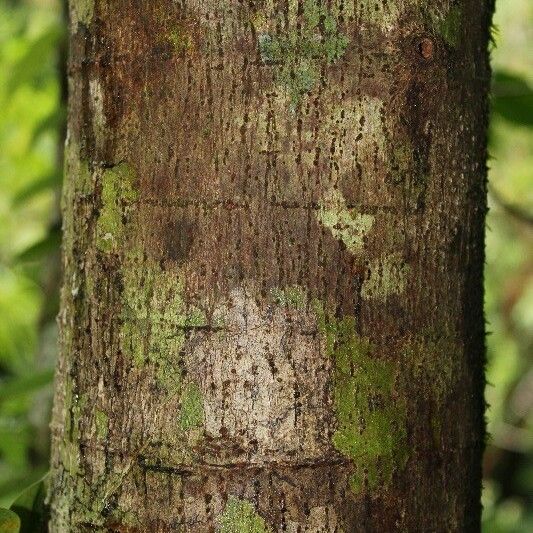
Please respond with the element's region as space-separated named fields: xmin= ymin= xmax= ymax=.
xmin=0 ymin=469 xmax=48 ymax=509
xmin=0 ymin=508 xmax=20 ymax=533
xmin=10 ymin=475 xmax=48 ymax=533
xmin=492 ymin=70 xmax=533 ymax=127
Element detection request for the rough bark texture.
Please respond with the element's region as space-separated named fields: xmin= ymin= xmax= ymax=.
xmin=49 ymin=1 xmax=493 ymax=531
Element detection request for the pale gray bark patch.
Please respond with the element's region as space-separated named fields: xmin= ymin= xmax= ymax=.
xmin=187 ymin=286 xmax=333 ymax=463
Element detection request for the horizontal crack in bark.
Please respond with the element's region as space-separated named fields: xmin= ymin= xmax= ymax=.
xmin=137 ymin=455 xmax=351 ymax=476
xmin=73 ymin=193 xmax=400 ymax=214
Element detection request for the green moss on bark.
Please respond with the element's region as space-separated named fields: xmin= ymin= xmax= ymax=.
xmin=434 ymin=6 xmax=463 ymax=47
xmin=314 ymin=303 xmax=408 ymax=493
xmin=58 ymin=377 xmax=87 ymax=477
xmin=357 ymin=2 xmax=463 ymax=48
xmin=94 ymin=409 xmax=109 ymax=440
xmin=120 ymin=248 xmax=207 ymax=390
xmin=64 ymin=138 xmax=92 ymax=196
xmin=270 ymin=285 xmax=306 ymax=309
xmin=120 ymin=247 xmax=207 ymax=390
xmin=167 ymin=27 xmax=193 ymax=54
xmin=72 ymin=0 xmax=95 ymax=28
xmin=54 ymin=465 xmax=141 ymax=530
xmin=179 ymin=382 xmax=205 ymax=430
xmin=96 ymin=163 xmax=138 ymax=253
xmin=220 ymin=497 xmax=271 ymax=533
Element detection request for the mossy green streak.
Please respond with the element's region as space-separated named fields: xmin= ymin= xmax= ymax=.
xmin=220 ymin=497 xmax=271 ymax=533
xmin=179 ymin=382 xmax=204 ymax=430
xmin=94 ymin=409 xmax=108 ymax=440
xmin=96 ymin=163 xmax=138 ymax=253
xmin=72 ymin=0 xmax=94 ymax=27
xmin=167 ymin=27 xmax=193 ymax=54
xmin=435 ymin=5 xmax=463 ymax=47
xmin=120 ymin=248 xmax=207 ymax=390
xmin=315 ymin=304 xmax=408 ymax=492
xmin=270 ymin=285 xmax=306 ymax=309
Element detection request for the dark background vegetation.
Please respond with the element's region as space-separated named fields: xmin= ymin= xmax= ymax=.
xmin=0 ymin=1 xmax=531 ymax=530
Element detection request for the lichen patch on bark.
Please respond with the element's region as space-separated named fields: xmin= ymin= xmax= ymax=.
xmin=119 ymin=247 xmax=208 ymax=393
xmin=270 ymin=285 xmax=306 ymax=309
xmin=361 ymin=252 xmax=410 ymax=300
xmin=356 ymin=1 xmax=459 ymax=38
xmin=94 ymin=408 xmax=109 ymax=440
xmin=219 ymin=496 xmax=271 ymax=533
xmin=317 ymin=188 xmax=374 ymax=253
xmin=331 ymin=96 xmax=389 ymax=166
xmin=315 ymin=304 xmax=408 ymax=492
xmin=257 ymin=0 xmax=349 ymax=106
xmin=71 ymin=0 xmax=94 ymax=29
xmin=179 ymin=381 xmax=205 ymax=430
xmin=95 ymin=162 xmax=138 ymax=253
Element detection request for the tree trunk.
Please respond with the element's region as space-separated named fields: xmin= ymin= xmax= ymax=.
xmin=49 ymin=1 xmax=492 ymax=531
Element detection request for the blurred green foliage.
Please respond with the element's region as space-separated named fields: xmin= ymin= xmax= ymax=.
xmin=0 ymin=0 xmax=531 ymax=530
xmin=0 ymin=0 xmax=63 ymax=507
xmin=482 ymin=1 xmax=533 ymax=531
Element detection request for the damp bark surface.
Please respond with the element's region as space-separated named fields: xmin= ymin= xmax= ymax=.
xmin=49 ymin=1 xmax=493 ymax=531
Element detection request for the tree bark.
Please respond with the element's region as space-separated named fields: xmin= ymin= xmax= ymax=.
xmin=49 ymin=1 xmax=493 ymax=531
